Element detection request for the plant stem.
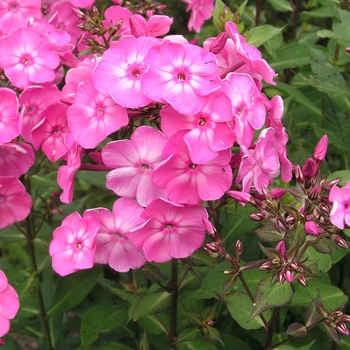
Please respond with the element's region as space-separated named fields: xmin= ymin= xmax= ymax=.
xmin=238 ymin=272 xmax=268 ymax=329
xmin=24 ymin=178 xmax=53 ymax=350
xmin=168 ymin=259 xmax=178 ymax=347
xmin=255 ymin=0 xmax=263 ymax=26
xmin=264 ymin=307 xmax=280 ymax=350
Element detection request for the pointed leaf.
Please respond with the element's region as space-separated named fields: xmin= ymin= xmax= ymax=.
xmin=133 ymin=291 xmax=172 ymax=321
xmin=81 ymin=305 xmax=128 ymax=348
xmin=47 ymin=267 xmax=99 ymax=316
xmin=286 ymin=322 xmax=307 ymax=337
xmin=247 ymin=25 xmax=285 ymax=48
xmin=306 ymin=299 xmax=325 ymax=328
xmin=142 ymin=263 xmax=165 ymax=284
xmin=250 ymin=277 xmax=293 ymax=320
xmin=255 ymin=225 xmax=284 ymax=243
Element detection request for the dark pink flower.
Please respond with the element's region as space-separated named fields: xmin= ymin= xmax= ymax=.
xmin=0 ymin=142 xmax=35 ymax=178
xmin=0 ymin=88 xmax=20 ymax=143
xmin=152 ymin=129 xmax=232 ymax=204
xmin=329 ymin=180 xmax=350 ymax=230
xmin=84 ymin=198 xmax=146 ymax=272
xmin=49 ymin=212 xmax=99 ymax=276
xmin=0 ymin=270 xmax=19 ymax=337
xmin=128 ymin=198 xmax=208 ymax=263
xmin=0 ymin=176 xmax=32 ymax=230
xmin=142 ymin=40 xmax=219 ymax=115
xmin=0 ymin=27 xmax=60 ymax=89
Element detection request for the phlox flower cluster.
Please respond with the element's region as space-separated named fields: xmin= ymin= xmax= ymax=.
xmin=0 ymin=0 xmax=348 ymax=339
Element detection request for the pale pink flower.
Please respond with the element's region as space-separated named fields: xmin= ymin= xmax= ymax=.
xmin=142 ymin=40 xmax=219 ymax=115
xmin=236 ymin=128 xmax=280 ymax=194
xmin=152 ymin=129 xmax=232 ymax=204
xmin=32 ymin=102 xmax=69 ymax=162
xmin=0 ymin=270 xmax=19 ymax=337
xmin=129 ymin=14 xmax=173 ymax=37
xmin=57 ymin=142 xmax=83 ymax=204
xmin=160 ymin=89 xmax=234 ymax=163
xmin=0 ymin=27 xmax=60 ymax=89
xmin=84 ymin=198 xmax=146 ymax=272
xmin=19 ymin=83 xmax=61 ymax=143
xmin=181 ymin=0 xmax=214 ymax=33
xmin=222 ymin=72 xmax=266 ymax=148
xmin=0 ymin=0 xmax=41 ymax=34
xmin=103 ymin=5 xmax=133 ymax=35
xmin=49 ymin=212 xmax=99 ymax=276
xmin=70 ymin=0 xmax=95 ymax=9
xmin=102 ymin=126 xmax=168 ymax=207
xmin=93 ymin=36 xmax=160 ymax=108
xmin=0 ymin=176 xmax=32 ymax=230
xmin=329 ymin=180 xmax=350 ymax=230
xmin=128 ymin=198 xmax=208 ymax=263
xmin=0 ymin=88 xmax=21 ymax=143
xmin=68 ymin=77 xmax=128 ymax=149
xmin=0 ymin=142 xmax=35 ymax=178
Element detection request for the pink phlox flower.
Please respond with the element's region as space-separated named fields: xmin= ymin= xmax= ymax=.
xmin=163 ymin=34 xmax=189 ymax=45
xmin=0 ymin=27 xmax=60 ymax=89
xmin=0 ymin=142 xmax=35 ymax=178
xmin=93 ymin=36 xmax=160 ymax=108
xmin=152 ymin=129 xmax=233 ymax=204
xmin=102 ymin=126 xmax=168 ymax=207
xmin=0 ymin=88 xmax=21 ymax=143
xmin=103 ymin=5 xmax=133 ymax=35
xmin=181 ymin=0 xmax=214 ymax=33
xmin=70 ymin=0 xmax=95 ymax=9
xmin=84 ymin=198 xmax=147 ymax=272
xmin=129 ymin=14 xmax=173 ymax=37
xmin=61 ymin=56 xmax=97 ymax=104
xmin=68 ymin=77 xmax=128 ymax=149
xmin=160 ymin=89 xmax=234 ymax=163
xmin=0 ymin=0 xmax=41 ymax=35
xmin=0 ymin=176 xmax=32 ymax=230
xmin=0 ymin=270 xmax=19 ymax=337
xmin=225 ymin=22 xmax=277 ymax=85
xmin=276 ymin=240 xmax=286 ymax=258
xmin=329 ymin=180 xmax=350 ymax=230
xmin=19 ymin=83 xmax=61 ymax=143
xmin=48 ymin=1 xmax=83 ymax=44
xmin=128 ymin=198 xmax=208 ymax=263
xmin=49 ymin=212 xmax=99 ymax=276
xmin=57 ymin=142 xmax=83 ymax=204
xmin=314 ymin=135 xmax=328 ymax=163
xmin=265 ymin=95 xmax=292 ymax=182
xmin=142 ymin=40 xmax=220 ymax=115
xmin=32 ymin=102 xmax=70 ymax=162
xmin=236 ymin=128 xmax=280 ymax=194
xmin=222 ymin=73 xmax=266 ymax=148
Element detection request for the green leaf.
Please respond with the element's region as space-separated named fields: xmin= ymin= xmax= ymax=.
xmin=139 ymin=331 xmax=150 ymax=350
xmin=142 ymin=263 xmax=165 ymax=284
xmin=85 ymin=342 xmax=134 ymax=350
xmin=255 ymin=225 xmax=284 ymax=243
xmin=275 ymin=81 xmax=322 ymax=116
xmin=247 ymin=25 xmax=285 ymax=48
xmin=223 ymin=291 xmax=270 ymax=330
xmin=270 ymin=43 xmax=311 ymax=71
xmin=81 ymin=305 xmax=128 ymax=348
xmin=47 ymin=267 xmax=99 ymax=316
xmin=137 ymin=314 xmax=168 ymax=335
xmin=266 ymin=0 xmax=293 ymax=12
xmin=286 ymin=322 xmax=307 ymax=337
xmin=177 ymin=328 xmax=201 ymax=344
xmin=133 ymin=291 xmax=172 ymax=321
xmin=327 ymin=170 xmax=350 ymax=186
xmin=250 ymin=277 xmax=293 ymax=320
xmin=300 ymin=7 xmax=337 ymax=19
xmin=76 ymin=170 xmax=108 ymax=189
xmin=212 ymin=0 xmax=233 ymax=33
xmin=178 ymin=338 xmax=218 ymax=350
xmin=181 ymin=250 xmax=217 ymax=267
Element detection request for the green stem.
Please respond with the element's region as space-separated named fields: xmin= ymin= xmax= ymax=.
xmin=24 ymin=178 xmax=53 ymax=350
xmin=168 ymin=259 xmax=179 ymax=347
xmin=255 ymin=0 xmax=263 ymax=26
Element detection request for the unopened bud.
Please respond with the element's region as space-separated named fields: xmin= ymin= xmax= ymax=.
xmin=290 ymin=262 xmax=298 ymax=270
xmin=347 ymin=47 xmax=350 ymax=53
xmin=342 ymin=314 xmax=350 ymax=323
xmin=285 ymin=269 xmax=294 ymax=283
xmin=270 ymin=188 xmax=286 ymax=200
xmin=309 ymin=186 xmax=321 ymax=200
xmin=206 ymin=320 xmax=214 ymax=326
xmin=297 ymin=275 xmax=307 ymax=287
xmin=337 ymin=321 xmax=349 ymax=336
xmin=278 ymin=271 xmax=285 ymax=284
xmin=319 ymin=203 xmax=330 ymax=214
xmin=227 ymin=190 xmax=253 ymax=206
xmin=71 ymin=7 xmax=86 ymax=20
xmin=203 ymin=218 xmax=217 ymax=238
xmin=209 ymin=32 xmax=228 ymax=55
xmin=334 ymin=235 xmax=349 ymax=250
xmin=326 ymin=178 xmax=341 ymax=188
xmin=332 ymin=310 xmax=344 ymax=318
xmin=305 ymin=221 xmax=322 ymax=236
xmin=259 ymin=262 xmax=272 ymax=271
xmin=294 ymin=165 xmax=304 ymax=183
xmin=157 ymin=4 xmax=167 ymax=11
xmin=146 ymin=10 xmax=153 ymax=17
xmin=51 ymin=191 xmax=59 ymax=198
xmin=303 ymin=158 xmax=318 ymax=178
xmin=235 ymin=239 xmax=243 ymax=253
xmin=314 ymin=135 xmax=328 ymax=162
xmin=130 ymin=16 xmax=144 ymax=38
xmin=250 ymin=212 xmax=265 ymax=221
xmin=0 ymin=340 xmax=4 ymax=346
xmin=223 ymin=269 xmax=233 ymax=275
xmin=91 ymin=6 xmax=99 ymax=17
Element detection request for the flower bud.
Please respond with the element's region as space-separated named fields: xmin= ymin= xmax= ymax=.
xmin=314 ymin=135 xmax=328 ymax=162
xmin=130 ymin=16 xmax=144 ymax=38
xmin=206 ymin=320 xmax=214 ymax=326
xmin=0 ymin=340 xmax=5 ymax=346
xmin=337 ymin=321 xmax=349 ymax=336
xmin=227 ymin=190 xmax=253 ymax=206
xmin=270 ymin=188 xmax=286 ymax=200
xmin=347 ymin=47 xmax=350 ymax=53
xmin=334 ymin=235 xmax=349 ymax=250
xmin=294 ymin=165 xmax=304 ymax=183
xmin=297 ymin=275 xmax=307 ymax=287
xmin=259 ymin=262 xmax=272 ymax=271
xmin=235 ymin=239 xmax=243 ymax=253
xmin=342 ymin=314 xmax=350 ymax=323
xmin=209 ymin=32 xmax=228 ymax=55
xmin=203 ymin=218 xmax=217 ymax=239
xmin=278 ymin=271 xmax=285 ymax=284
xmin=250 ymin=212 xmax=265 ymax=221
xmin=305 ymin=221 xmax=322 ymax=236
xmin=285 ymin=269 xmax=294 ymax=283
xmin=302 ymin=158 xmax=318 ymax=178
xmin=290 ymin=262 xmax=298 ymax=270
